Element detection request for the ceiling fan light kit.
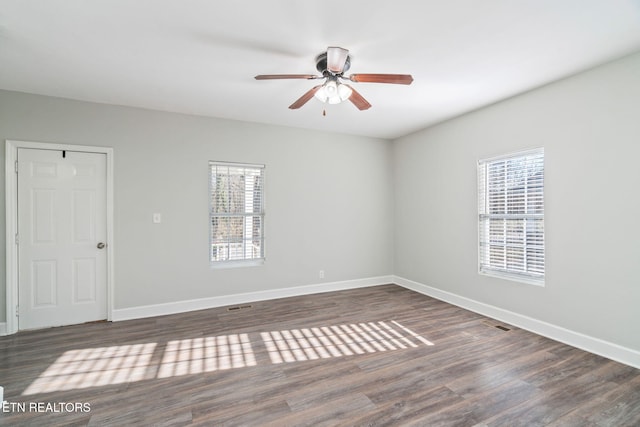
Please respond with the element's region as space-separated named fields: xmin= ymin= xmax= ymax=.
xmin=255 ymin=46 xmax=413 ymax=111
xmin=314 ymin=78 xmax=353 ymax=104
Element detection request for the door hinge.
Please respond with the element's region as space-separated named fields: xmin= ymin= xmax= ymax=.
xmin=16 ymin=305 xmax=19 ymax=317
xmin=15 ymin=233 xmax=19 ymax=245
xmin=15 ymin=160 xmax=18 ymax=173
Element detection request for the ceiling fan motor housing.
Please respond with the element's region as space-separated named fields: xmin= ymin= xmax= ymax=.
xmin=315 ymin=52 xmax=351 ymax=75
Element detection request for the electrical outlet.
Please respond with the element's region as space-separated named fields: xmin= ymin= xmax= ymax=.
xmin=319 ymin=270 xmax=325 ymax=279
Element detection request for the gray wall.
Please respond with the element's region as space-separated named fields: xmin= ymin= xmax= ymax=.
xmin=394 ymin=52 xmax=640 ymax=351
xmin=0 ymin=91 xmax=394 ymax=317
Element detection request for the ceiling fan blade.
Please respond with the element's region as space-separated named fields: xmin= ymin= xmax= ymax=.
xmin=327 ymin=47 xmax=349 ymax=74
xmin=289 ymin=85 xmax=323 ymax=109
xmin=348 ymin=74 xmax=414 ymax=85
xmin=255 ymin=74 xmax=320 ymax=80
xmin=345 ymin=85 xmax=372 ymax=110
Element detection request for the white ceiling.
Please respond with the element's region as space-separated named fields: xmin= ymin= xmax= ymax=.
xmin=1 ymin=1 xmax=640 ymax=139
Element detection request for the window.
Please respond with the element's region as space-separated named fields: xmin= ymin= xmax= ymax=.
xmin=477 ymin=148 xmax=544 ymax=285
xmin=209 ymin=162 xmax=265 ymax=265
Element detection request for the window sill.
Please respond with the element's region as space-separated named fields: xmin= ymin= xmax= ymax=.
xmin=479 ymin=270 xmax=544 ymax=287
xmin=210 ymin=259 xmax=265 ymax=270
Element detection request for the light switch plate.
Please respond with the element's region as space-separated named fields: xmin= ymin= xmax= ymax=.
xmin=153 ymin=213 xmax=161 ymax=223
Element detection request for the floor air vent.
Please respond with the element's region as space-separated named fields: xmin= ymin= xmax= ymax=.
xmin=227 ymin=304 xmax=253 ymax=312
xmin=482 ymin=320 xmax=511 ymax=331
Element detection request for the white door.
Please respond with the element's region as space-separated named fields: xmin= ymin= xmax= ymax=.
xmin=18 ymin=148 xmax=107 ymax=329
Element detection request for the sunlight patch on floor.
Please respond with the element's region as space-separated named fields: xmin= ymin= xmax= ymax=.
xmin=22 ymin=343 xmax=157 ymax=395
xmin=21 ymin=321 xmax=432 ymax=395
xmin=261 ymin=320 xmax=433 ymax=364
xmin=157 ymin=334 xmax=256 ymax=378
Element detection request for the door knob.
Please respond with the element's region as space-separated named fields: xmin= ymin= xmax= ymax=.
xmin=97 ymin=242 xmax=106 ymax=249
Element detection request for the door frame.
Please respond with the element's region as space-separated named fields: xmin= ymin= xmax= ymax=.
xmin=5 ymin=140 xmax=114 ymax=335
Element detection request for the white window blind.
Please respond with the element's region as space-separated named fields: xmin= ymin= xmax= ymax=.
xmin=209 ymin=162 xmax=265 ymax=263
xmin=478 ymin=148 xmax=544 ymax=284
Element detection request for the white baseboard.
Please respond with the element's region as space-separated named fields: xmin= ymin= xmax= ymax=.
xmin=394 ymin=275 xmax=640 ymax=369
xmin=112 ymin=275 xmax=394 ymax=322
xmin=0 ymin=322 xmax=6 ymax=336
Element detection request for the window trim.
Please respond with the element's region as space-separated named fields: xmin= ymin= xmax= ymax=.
xmin=477 ymin=148 xmax=545 ymax=286
xmin=209 ymin=161 xmax=265 ymax=268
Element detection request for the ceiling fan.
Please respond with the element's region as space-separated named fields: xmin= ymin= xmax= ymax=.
xmin=255 ymin=47 xmax=413 ymax=111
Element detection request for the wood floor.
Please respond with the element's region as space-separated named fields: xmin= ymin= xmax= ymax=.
xmin=1 ymin=285 xmax=638 ymax=426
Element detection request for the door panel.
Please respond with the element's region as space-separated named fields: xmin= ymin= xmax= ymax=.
xmin=31 ymin=260 xmax=57 ymax=307
xmin=32 ymin=189 xmax=56 ymax=243
xmin=72 ymin=190 xmax=96 ymax=243
xmin=73 ymin=258 xmax=97 ymax=303
xmin=18 ymin=148 xmax=107 ymax=329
